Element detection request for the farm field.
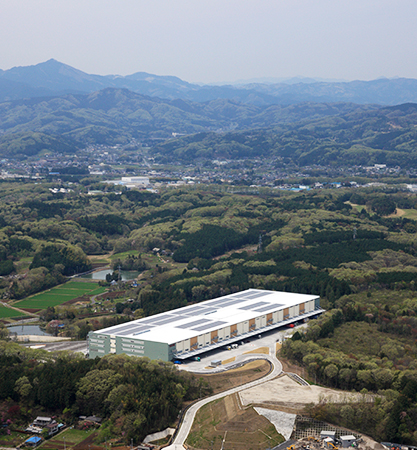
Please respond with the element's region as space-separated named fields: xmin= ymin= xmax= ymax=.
xmin=0 ymin=431 xmax=28 ymax=447
xmin=39 ymin=428 xmax=97 ymax=450
xmin=13 ymin=282 xmax=106 ymax=310
xmin=0 ymin=304 xmax=26 ymax=318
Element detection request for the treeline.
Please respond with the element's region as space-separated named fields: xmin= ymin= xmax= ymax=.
xmin=173 ymin=224 xmax=258 ymax=262
xmin=110 ymin=255 xmax=148 ymax=272
xmin=30 ymin=243 xmax=91 ymax=276
xmin=282 ymin=298 xmax=417 ymax=444
xmin=77 ymin=214 xmax=131 ymax=235
xmin=23 ymin=199 xmax=73 ymax=219
xmin=0 ymin=237 xmax=33 ymax=276
xmin=303 ymin=230 xmax=385 ymax=246
xmin=0 ymin=343 xmax=209 ymax=443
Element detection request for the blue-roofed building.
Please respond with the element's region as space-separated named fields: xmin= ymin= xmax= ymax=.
xmin=25 ymin=436 xmax=42 ymax=447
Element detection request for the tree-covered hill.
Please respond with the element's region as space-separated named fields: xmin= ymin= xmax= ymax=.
xmin=4 ymin=60 xmax=417 ymax=106
xmin=2 ymin=182 xmax=417 ymax=443
xmin=152 ymin=103 xmax=417 ymax=167
xmin=0 ymin=89 xmax=374 ymax=158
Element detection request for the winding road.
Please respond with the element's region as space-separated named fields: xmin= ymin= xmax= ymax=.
xmin=165 ymin=340 xmax=283 ymax=450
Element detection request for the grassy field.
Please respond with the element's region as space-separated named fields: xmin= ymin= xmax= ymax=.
xmin=39 ymin=428 xmax=97 ymax=450
xmin=399 ymin=208 xmax=417 ymax=219
xmin=13 ymin=282 xmax=106 ymax=310
xmin=57 ymin=428 xmax=96 ymax=443
xmin=0 ymin=304 xmax=26 ymax=318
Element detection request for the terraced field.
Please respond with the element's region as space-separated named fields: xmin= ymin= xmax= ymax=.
xmin=0 ymin=304 xmax=26 ymax=318
xmin=13 ymin=282 xmax=106 ymax=310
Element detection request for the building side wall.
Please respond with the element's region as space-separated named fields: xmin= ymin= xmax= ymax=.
xmin=89 ymin=334 xmax=169 ymax=360
xmin=89 ymin=295 xmax=321 ymax=361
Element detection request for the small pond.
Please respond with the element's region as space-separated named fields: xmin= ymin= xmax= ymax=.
xmin=80 ymin=269 xmax=140 ymax=281
xmin=7 ymin=325 xmax=49 ymax=336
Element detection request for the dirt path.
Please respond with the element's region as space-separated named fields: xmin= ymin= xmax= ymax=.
xmin=1 ymin=301 xmax=38 ymax=317
xmin=388 ymin=207 xmax=405 ymax=217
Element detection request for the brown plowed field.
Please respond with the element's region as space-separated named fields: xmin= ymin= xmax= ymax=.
xmin=62 ymin=296 xmax=90 ymax=305
xmin=72 ymin=432 xmax=102 ymax=450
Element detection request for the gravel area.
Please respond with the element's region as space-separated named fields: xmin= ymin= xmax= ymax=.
xmin=254 ymin=407 xmax=296 ymax=440
xmin=240 ymin=374 xmax=362 ymax=408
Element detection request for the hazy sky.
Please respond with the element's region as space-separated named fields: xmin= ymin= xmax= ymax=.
xmin=1 ymin=0 xmax=417 ymax=83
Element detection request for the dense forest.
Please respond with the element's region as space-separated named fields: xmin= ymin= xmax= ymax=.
xmin=0 ymin=342 xmax=209 ymax=443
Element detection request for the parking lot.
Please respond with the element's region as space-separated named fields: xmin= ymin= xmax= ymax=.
xmin=175 ymin=324 xmax=306 ymax=373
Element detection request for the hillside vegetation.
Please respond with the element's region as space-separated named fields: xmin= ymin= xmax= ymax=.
xmin=0 ymin=343 xmax=209 ymax=443
xmin=2 ymin=182 xmax=417 ymax=443
xmin=0 ymin=89 xmax=375 ymax=158
xmin=2 ymin=85 xmax=417 ymax=168
xmin=153 ymin=103 xmax=417 ymax=167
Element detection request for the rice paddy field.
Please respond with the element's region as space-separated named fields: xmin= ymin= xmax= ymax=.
xmin=13 ymin=282 xmax=106 ymax=310
xmin=0 ymin=304 xmax=26 ymax=318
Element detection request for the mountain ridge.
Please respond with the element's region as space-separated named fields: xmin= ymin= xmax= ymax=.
xmin=3 ymin=60 xmax=417 ymax=106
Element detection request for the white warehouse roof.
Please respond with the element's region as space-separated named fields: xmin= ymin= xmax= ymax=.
xmin=97 ymin=289 xmax=318 ymax=345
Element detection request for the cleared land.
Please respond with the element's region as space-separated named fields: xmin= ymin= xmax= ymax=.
xmin=186 ymin=394 xmax=284 ymax=450
xmin=243 ymin=346 xmax=269 ymax=355
xmin=239 ymin=374 xmax=365 ymax=413
xmin=40 ymin=428 xmax=97 ymax=450
xmin=198 ymin=360 xmax=270 ymax=395
xmin=393 ymin=207 xmax=417 ymax=219
xmin=13 ymin=282 xmax=106 ymax=310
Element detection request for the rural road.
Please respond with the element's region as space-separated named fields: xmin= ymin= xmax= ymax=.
xmin=165 ymin=341 xmax=283 ymax=450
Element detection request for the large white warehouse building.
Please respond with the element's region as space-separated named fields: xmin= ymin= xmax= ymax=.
xmin=88 ymin=289 xmax=323 ymax=361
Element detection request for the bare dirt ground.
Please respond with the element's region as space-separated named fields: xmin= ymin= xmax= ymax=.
xmin=280 ymin=356 xmax=310 ymax=380
xmin=198 ymin=360 xmax=271 ymax=395
xmin=72 ymin=432 xmax=101 ymax=450
xmin=239 ymin=374 xmax=365 ymax=414
xmin=187 ymin=393 xmax=284 ymax=450
xmin=243 ymin=346 xmax=269 ymax=355
xmin=388 ymin=207 xmax=405 ymax=218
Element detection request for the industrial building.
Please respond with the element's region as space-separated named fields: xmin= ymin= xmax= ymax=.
xmin=88 ymin=288 xmax=324 ymax=361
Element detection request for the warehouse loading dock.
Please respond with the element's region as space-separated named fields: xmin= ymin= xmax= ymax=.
xmin=88 ymin=289 xmax=324 ymax=362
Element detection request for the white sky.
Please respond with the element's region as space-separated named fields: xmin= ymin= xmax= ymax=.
xmin=1 ymin=0 xmax=416 ymax=83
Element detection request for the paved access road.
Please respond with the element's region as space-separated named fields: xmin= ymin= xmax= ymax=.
xmin=165 ymin=339 xmax=283 ymax=450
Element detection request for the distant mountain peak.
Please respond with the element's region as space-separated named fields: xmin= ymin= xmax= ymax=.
xmin=2 ymin=60 xmax=417 ymax=106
